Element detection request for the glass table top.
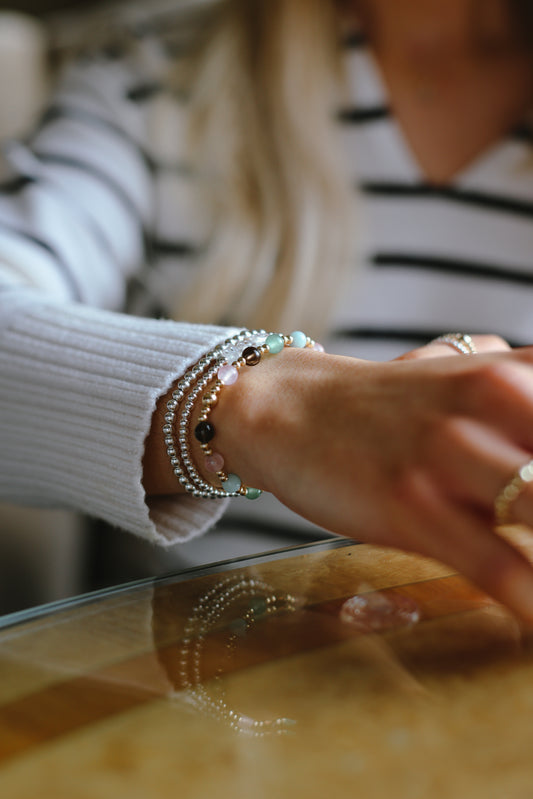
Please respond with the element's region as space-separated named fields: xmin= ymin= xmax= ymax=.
xmin=0 ymin=537 xmax=353 ymax=631
xmin=1 ymin=532 xmax=533 ymax=798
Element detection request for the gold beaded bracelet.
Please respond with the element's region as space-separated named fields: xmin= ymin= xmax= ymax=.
xmin=193 ymin=331 xmax=323 ymax=498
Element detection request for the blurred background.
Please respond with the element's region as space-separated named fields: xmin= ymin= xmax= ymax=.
xmin=0 ymin=0 xmax=173 ymax=615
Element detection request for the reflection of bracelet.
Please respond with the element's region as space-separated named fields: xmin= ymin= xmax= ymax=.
xmin=176 ymin=575 xmax=299 ymax=736
xmin=194 ymin=331 xmax=320 ymax=498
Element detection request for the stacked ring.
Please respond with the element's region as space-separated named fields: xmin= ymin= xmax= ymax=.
xmin=433 ymin=333 xmax=477 ymax=355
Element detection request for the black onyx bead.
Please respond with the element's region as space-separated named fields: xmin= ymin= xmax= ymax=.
xmin=242 ymin=346 xmax=261 ymax=366
xmin=194 ymin=421 xmax=215 ymax=444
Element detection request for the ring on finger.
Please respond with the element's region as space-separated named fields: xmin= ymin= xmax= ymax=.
xmin=432 ymin=333 xmax=477 ymax=355
xmin=494 ymin=459 xmax=533 ymax=526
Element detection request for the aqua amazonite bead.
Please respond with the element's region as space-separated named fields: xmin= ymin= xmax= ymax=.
xmin=245 ymin=487 xmax=262 ymax=500
xmin=249 ymin=597 xmax=267 ymax=615
xmin=223 ymin=473 xmax=242 ymax=493
xmin=290 ymin=330 xmax=307 ymax=348
xmin=265 ymin=333 xmax=284 ymax=354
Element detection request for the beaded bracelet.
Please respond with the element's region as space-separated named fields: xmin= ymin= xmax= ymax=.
xmin=193 ymin=331 xmax=323 ymax=498
xmin=164 ymin=330 xmax=268 ymax=498
xmin=176 ymin=574 xmax=299 ymax=736
xmin=172 ymin=331 xmax=272 ymax=497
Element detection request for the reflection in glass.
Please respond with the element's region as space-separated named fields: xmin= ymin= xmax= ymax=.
xmin=155 ymin=574 xmax=300 ymax=736
xmin=339 ymin=589 xmax=421 ymax=633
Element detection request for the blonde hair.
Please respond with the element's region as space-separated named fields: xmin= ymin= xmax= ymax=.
xmin=174 ymin=0 xmax=358 ymax=336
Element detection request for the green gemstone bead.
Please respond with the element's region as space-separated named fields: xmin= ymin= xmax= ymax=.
xmin=223 ymin=473 xmax=242 ymax=493
xmin=290 ymin=330 xmax=307 ymax=348
xmin=245 ymin=487 xmax=262 ymax=500
xmin=265 ymin=333 xmax=284 ymax=354
xmin=249 ymin=597 xmax=267 ymax=615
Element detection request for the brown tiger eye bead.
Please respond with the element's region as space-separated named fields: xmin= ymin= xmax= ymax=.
xmin=242 ymin=346 xmax=261 ymax=366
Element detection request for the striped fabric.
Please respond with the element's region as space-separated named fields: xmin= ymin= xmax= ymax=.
xmin=333 ymin=38 xmax=533 ymax=361
xmin=1 ymin=23 xmax=533 ymax=544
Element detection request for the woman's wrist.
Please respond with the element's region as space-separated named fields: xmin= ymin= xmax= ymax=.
xmin=142 ymin=331 xmax=325 ymax=497
xmin=209 ymin=346 xmax=334 ymax=495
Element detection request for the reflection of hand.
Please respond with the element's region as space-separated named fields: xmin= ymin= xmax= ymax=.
xmin=214 ymin=345 xmax=533 ymax=622
xmin=395 ymin=334 xmax=510 ymax=361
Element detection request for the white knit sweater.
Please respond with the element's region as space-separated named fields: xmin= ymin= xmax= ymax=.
xmin=0 ymin=51 xmax=243 ymax=546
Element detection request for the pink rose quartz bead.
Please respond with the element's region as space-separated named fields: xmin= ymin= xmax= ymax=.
xmin=205 ymin=452 xmax=225 ymax=473
xmin=313 ymin=342 xmax=325 ymax=352
xmin=218 ymin=363 xmax=239 ymax=385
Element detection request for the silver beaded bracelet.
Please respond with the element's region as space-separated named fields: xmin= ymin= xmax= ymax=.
xmin=165 ymin=330 xmax=323 ymax=499
xmin=163 ymin=330 xmax=268 ymax=498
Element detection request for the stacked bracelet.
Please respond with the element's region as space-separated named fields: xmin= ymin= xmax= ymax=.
xmin=164 ymin=330 xmax=323 ymax=499
xmin=164 ymin=330 xmax=267 ymax=498
xmin=193 ymin=331 xmax=322 ymax=499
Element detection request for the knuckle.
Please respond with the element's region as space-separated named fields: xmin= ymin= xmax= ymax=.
xmin=477 ymin=334 xmax=510 ymax=351
xmin=429 ymin=415 xmax=469 ymax=446
xmin=455 ymin=361 xmax=511 ymax=406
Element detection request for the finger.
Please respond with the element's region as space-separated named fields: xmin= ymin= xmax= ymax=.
xmin=423 ymin=417 xmax=533 ymax=525
xmin=395 ymin=334 xmax=510 ymax=362
xmin=455 ymin=360 xmax=533 ymax=452
xmin=393 ymin=468 xmax=533 ymax=623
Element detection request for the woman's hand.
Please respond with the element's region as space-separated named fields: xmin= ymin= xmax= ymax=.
xmin=212 ymin=345 xmax=533 ymax=622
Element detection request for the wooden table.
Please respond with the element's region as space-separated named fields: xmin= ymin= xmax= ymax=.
xmin=1 ymin=533 xmax=533 ymax=799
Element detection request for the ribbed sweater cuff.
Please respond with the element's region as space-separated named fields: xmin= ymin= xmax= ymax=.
xmin=0 ymin=296 xmax=240 ymax=545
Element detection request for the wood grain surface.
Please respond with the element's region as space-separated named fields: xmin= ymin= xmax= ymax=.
xmin=1 ymin=533 xmax=533 ymax=799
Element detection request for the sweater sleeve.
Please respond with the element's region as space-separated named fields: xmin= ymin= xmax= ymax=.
xmin=0 ymin=55 xmax=239 ymax=546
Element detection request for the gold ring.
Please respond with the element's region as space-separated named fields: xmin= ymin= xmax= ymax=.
xmin=494 ymin=459 xmax=533 ymax=526
xmin=433 ymin=333 xmax=477 ymax=355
